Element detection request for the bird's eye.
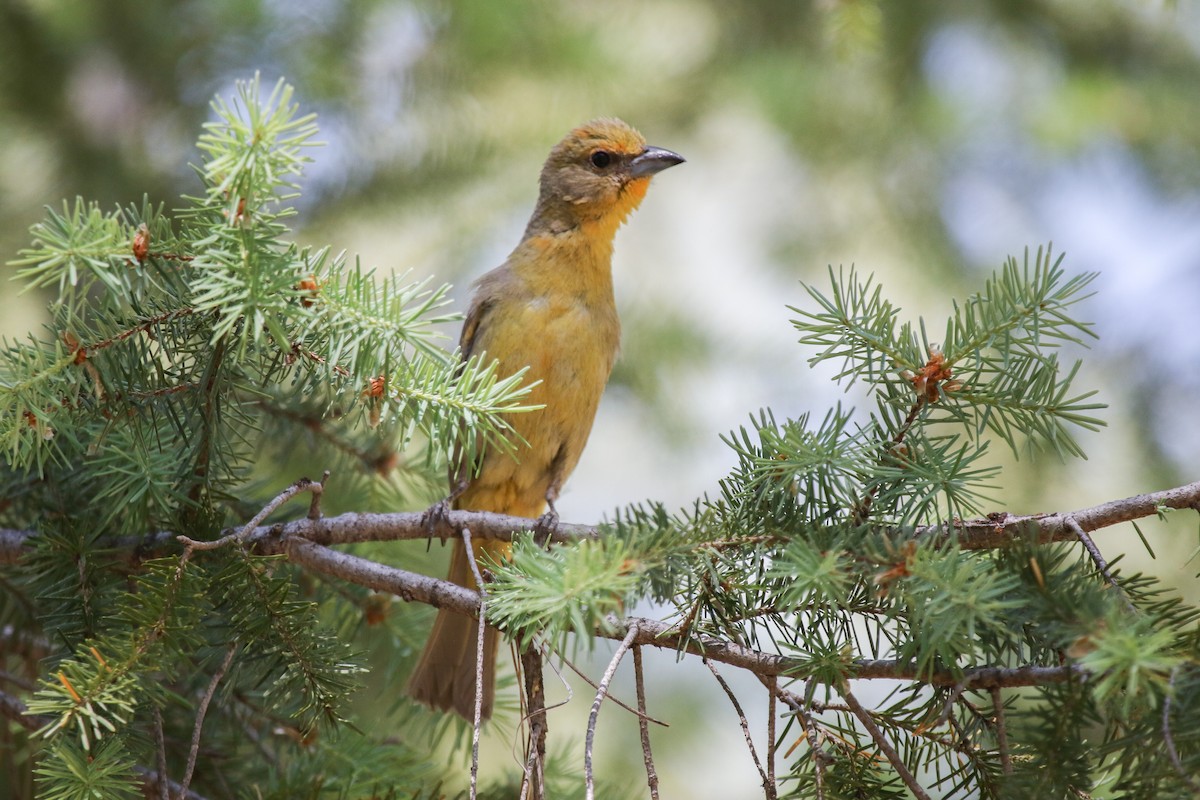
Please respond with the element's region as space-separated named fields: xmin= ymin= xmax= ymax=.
xmin=589 ymin=150 xmax=612 ymax=169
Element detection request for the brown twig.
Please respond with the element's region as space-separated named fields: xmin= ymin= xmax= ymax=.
xmin=7 ymin=479 xmax=1200 ymax=567
xmin=937 ymin=681 xmax=968 ymax=727
xmin=936 ymin=479 xmax=1200 ymax=550
xmin=840 ymin=681 xmax=932 ymax=800
xmin=766 ymin=676 xmax=777 ymax=800
xmin=706 ymin=658 xmax=772 ymax=797
xmin=153 ymin=704 xmax=169 ymax=800
xmin=766 ymin=680 xmax=829 ymax=799
xmin=0 ymin=669 xmax=34 ymax=692
xmin=283 ymin=537 xmax=1085 ymax=689
xmin=519 ymin=644 xmax=548 ymax=800
xmin=586 ymin=624 xmax=639 ymax=800
xmin=460 ymin=528 xmax=487 ymax=800
xmin=177 ymin=474 xmax=329 ymax=551
xmin=68 ymin=307 xmax=196 ymax=360
xmin=551 ymin=647 xmax=667 ymax=727
xmin=307 ymin=470 xmax=330 ymax=520
xmin=632 ymin=645 xmax=660 ymax=800
xmin=0 ymin=689 xmax=45 ymax=731
xmin=177 ymin=642 xmax=236 ymax=800
xmin=1065 ymin=516 xmax=1135 ymax=613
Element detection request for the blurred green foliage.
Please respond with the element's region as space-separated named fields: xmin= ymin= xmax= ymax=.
xmin=3 ymin=2 xmax=1200 ymax=797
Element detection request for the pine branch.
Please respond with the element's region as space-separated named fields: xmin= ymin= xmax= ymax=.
xmin=6 ymin=478 xmax=1196 ymax=566
xmin=280 ymin=535 xmax=1086 ymax=689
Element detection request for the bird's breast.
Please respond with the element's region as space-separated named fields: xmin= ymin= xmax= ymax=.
xmin=464 ymin=285 xmax=619 ymax=510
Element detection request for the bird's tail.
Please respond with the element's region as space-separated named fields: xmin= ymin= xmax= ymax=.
xmin=408 ymin=537 xmax=509 ymax=721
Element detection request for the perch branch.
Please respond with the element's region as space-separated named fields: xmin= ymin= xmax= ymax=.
xmin=841 ymin=682 xmax=932 ymax=800
xmin=706 ymin=658 xmax=771 ymax=797
xmin=282 ymin=536 xmax=1086 ymax=689
xmin=633 ymin=645 xmax=660 ymax=800
xmin=586 ymin=624 xmax=639 ymax=800
xmin=461 ymin=528 xmax=487 ymax=800
xmin=5 ymin=479 xmax=1198 ymax=565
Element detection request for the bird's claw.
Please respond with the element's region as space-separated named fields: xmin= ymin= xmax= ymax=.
xmin=533 ymin=507 xmax=559 ymax=547
xmin=420 ymin=497 xmax=453 ymax=543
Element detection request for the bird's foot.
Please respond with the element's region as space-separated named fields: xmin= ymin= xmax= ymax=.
xmin=533 ymin=506 xmax=559 ymax=548
xmin=420 ymin=497 xmax=454 ymax=543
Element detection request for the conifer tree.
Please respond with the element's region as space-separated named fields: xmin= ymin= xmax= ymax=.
xmin=1 ymin=76 xmax=1198 ymax=800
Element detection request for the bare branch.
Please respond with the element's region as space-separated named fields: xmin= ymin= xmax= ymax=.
xmin=766 ymin=676 xmax=777 ymax=800
xmin=764 ymin=680 xmax=828 ymax=799
xmin=177 ymin=474 xmax=329 ymax=551
xmin=0 ymin=670 xmax=32 ymax=692
xmin=552 ymin=648 xmax=667 ymax=726
xmin=0 ymin=688 xmax=44 ymax=731
xmin=461 ymin=528 xmax=487 ymax=800
xmin=1065 ymin=516 xmax=1136 ymax=613
xmin=284 ymin=537 xmax=479 ymax=616
xmin=5 ymin=479 xmax=1199 ymax=566
xmin=706 ymin=659 xmax=770 ymax=795
xmin=307 ymin=469 xmax=330 ymax=520
xmin=519 ymin=645 xmax=548 ymax=800
xmin=937 ymin=479 xmax=1200 ymax=550
xmin=840 ymin=682 xmax=932 ymax=800
xmin=633 ymin=645 xmax=660 ymax=800
xmin=153 ymin=704 xmax=169 ymax=800
xmin=586 ymin=624 xmax=638 ymax=800
xmin=177 ymin=642 xmax=237 ymax=800
xmin=284 ymin=536 xmax=1085 ymax=690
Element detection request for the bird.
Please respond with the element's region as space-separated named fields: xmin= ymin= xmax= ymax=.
xmin=407 ymin=118 xmax=684 ymax=721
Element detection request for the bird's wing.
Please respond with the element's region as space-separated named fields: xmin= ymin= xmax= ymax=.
xmin=458 ymin=294 xmax=493 ymax=361
xmin=447 ymin=274 xmax=503 ymax=494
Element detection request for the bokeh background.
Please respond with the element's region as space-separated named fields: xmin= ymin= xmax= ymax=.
xmin=3 ymin=1 xmax=1199 ymax=796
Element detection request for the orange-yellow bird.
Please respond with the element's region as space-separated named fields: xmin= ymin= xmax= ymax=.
xmin=408 ymin=118 xmax=683 ymax=720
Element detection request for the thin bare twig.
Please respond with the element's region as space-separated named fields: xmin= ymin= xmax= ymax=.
xmin=586 ymin=624 xmax=639 ymax=800
xmin=937 ymin=682 xmax=968 ymax=727
xmin=991 ymin=687 xmax=1012 ymax=776
xmin=307 ymin=470 xmax=330 ymax=520
xmin=1066 ymin=516 xmax=1136 ymax=613
xmin=766 ymin=676 xmax=777 ymax=800
xmin=177 ymin=642 xmax=236 ymax=800
xmin=177 ymin=475 xmax=329 ymax=551
xmin=633 ymin=645 xmax=660 ymax=800
xmin=460 ymin=528 xmax=487 ymax=800
xmin=1162 ymin=666 xmax=1200 ymax=794
xmin=840 ymin=681 xmax=932 ymax=800
xmin=765 ymin=680 xmax=828 ymax=799
xmin=0 ymin=689 xmax=43 ymax=731
xmin=153 ymin=705 xmax=169 ymax=800
xmin=519 ymin=644 xmax=548 ymax=800
xmin=706 ymin=658 xmax=770 ymax=793
xmin=552 ymin=647 xmax=667 ymax=727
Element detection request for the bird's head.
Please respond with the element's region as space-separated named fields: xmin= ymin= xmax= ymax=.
xmin=531 ymin=118 xmax=684 ymax=237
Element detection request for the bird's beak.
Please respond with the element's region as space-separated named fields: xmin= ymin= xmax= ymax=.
xmin=630 ymin=146 xmax=685 ymax=178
